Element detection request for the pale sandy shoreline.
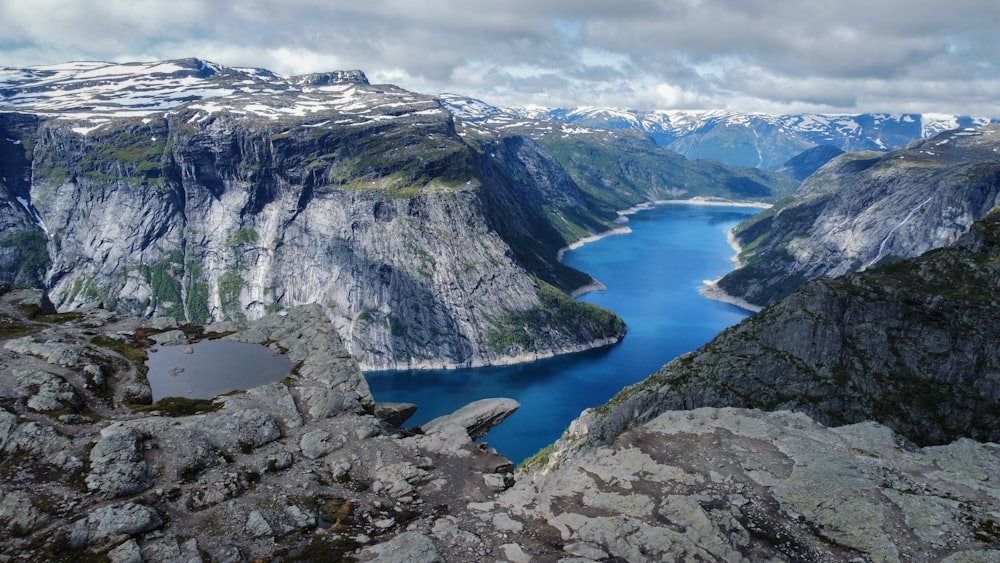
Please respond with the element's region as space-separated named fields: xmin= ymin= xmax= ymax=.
xmin=653 ymin=196 xmax=772 ymax=209
xmin=698 ymin=279 xmax=763 ymax=313
xmin=556 ymin=226 xmax=632 ymax=261
xmin=698 ymin=219 xmax=764 ymax=313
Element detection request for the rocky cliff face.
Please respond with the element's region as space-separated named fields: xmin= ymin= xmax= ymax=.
xmin=2 ymin=290 xmax=997 ymax=562
xmin=21 ymin=110 xmax=601 ymax=371
xmin=0 ymin=59 xmax=795 ymax=370
xmin=719 ymin=125 xmax=1000 ymax=307
xmin=0 ymin=60 xmax=635 ymax=370
xmin=0 ymin=113 xmax=49 ymax=287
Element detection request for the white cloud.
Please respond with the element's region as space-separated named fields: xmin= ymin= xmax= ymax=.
xmin=655 ymin=83 xmax=702 ymax=109
xmin=0 ymin=0 xmax=998 ymax=116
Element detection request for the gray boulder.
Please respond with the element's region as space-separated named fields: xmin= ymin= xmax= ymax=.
xmin=374 ymin=402 xmax=419 ymax=427
xmin=245 ymin=510 xmax=273 ymax=538
xmin=0 ymin=410 xmax=18 ymax=451
xmin=86 ymin=424 xmax=152 ymax=497
xmin=421 ymin=398 xmax=519 ymax=440
xmin=4 ymin=337 xmax=87 ymax=367
xmin=359 ymin=531 xmax=441 ymax=563
xmin=150 ymin=329 xmax=188 ymax=346
xmin=0 ymin=491 xmax=49 ymax=535
xmin=69 ymin=502 xmax=163 ymax=548
xmin=14 ymin=369 xmax=82 ymax=413
xmin=107 ymin=539 xmax=142 ymax=563
xmin=300 ymin=430 xmax=343 ymax=459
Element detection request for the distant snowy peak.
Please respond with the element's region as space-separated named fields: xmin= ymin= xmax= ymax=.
xmin=0 ymin=59 xmax=439 ymax=134
xmin=437 ymin=94 xmax=625 ymax=143
xmin=437 ymin=95 xmax=999 ymax=169
xmin=920 ymin=114 xmax=996 ymax=138
xmin=437 ymin=93 xmax=516 ymax=121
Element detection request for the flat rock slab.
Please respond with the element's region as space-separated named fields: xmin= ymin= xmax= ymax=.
xmin=422 ymin=398 xmax=520 ymax=440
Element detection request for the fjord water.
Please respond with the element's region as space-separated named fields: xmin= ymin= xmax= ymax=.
xmin=367 ymin=204 xmax=760 ymax=464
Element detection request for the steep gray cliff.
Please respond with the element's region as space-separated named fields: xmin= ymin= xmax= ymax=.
xmin=0 ymin=59 xmax=637 ymax=370
xmin=0 ymin=58 xmax=794 ymax=370
xmin=17 ymin=110 xmax=623 ymax=371
xmin=0 ymin=113 xmax=48 ymax=287
xmin=718 ymin=125 xmax=1000 ymax=306
xmin=549 ymin=206 xmax=1000 ymax=456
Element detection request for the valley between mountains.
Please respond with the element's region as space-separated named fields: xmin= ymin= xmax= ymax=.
xmin=2 ymin=58 xmax=1000 ymax=561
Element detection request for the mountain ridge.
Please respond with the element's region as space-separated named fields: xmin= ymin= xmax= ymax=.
xmin=0 ymin=58 xmax=791 ymax=370
xmin=717 ymin=124 xmax=1000 ymax=307
xmin=440 ymin=93 xmax=999 ymax=169
xmin=2 ymin=58 xmax=1000 ymax=561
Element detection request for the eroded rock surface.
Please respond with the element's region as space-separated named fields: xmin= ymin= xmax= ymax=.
xmin=500 ymin=408 xmax=1000 ymax=562
xmin=1 ymin=288 xmax=997 ymax=562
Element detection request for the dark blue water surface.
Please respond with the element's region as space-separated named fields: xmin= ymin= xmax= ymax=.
xmin=367 ymin=204 xmax=760 ymax=464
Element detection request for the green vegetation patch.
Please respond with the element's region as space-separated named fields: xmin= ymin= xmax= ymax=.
xmin=218 ymin=270 xmax=246 ymax=319
xmin=131 ymin=396 xmax=222 ymax=416
xmin=517 ymin=443 xmax=555 ymax=473
xmin=0 ymin=314 xmax=37 ymax=338
xmin=90 ymin=334 xmax=148 ymax=365
xmin=140 ymin=249 xmax=185 ymax=319
xmin=0 ymin=230 xmax=50 ymax=286
xmin=226 ymin=227 xmax=259 ymax=248
xmin=80 ymin=125 xmax=168 ymax=180
xmin=486 ymin=280 xmax=625 ymax=355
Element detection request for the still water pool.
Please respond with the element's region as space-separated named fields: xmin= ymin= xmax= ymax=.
xmin=145 ymin=340 xmax=292 ymax=402
xmin=367 ymin=204 xmax=760 ymax=464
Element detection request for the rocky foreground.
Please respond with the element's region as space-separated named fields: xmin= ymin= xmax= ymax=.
xmin=1 ymin=286 xmax=999 ymax=562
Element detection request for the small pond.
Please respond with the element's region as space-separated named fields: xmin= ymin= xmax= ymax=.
xmin=145 ymin=340 xmax=293 ymax=402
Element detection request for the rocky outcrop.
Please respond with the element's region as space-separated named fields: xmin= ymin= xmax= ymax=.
xmin=0 ymin=293 xmax=526 ymax=560
xmin=718 ymin=125 xmax=1000 ymax=306
xmin=502 ymin=407 xmax=1000 ymax=562
xmin=421 ymin=398 xmax=520 ymax=441
xmin=2 ymin=286 xmax=999 ymax=561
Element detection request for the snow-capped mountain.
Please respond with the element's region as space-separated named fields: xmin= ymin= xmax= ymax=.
xmin=438 ymin=94 xmax=999 ymax=169
xmin=0 ymin=58 xmax=444 ymax=135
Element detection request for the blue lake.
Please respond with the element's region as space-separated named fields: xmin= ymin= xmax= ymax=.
xmin=367 ymin=204 xmax=760 ymax=464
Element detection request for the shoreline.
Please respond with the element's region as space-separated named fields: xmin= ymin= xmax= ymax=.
xmin=368 ymin=197 xmax=768 ymax=372
xmin=361 ymin=334 xmax=623 ymax=373
xmin=556 ymin=226 xmax=632 ymax=261
xmin=698 ymin=222 xmax=762 ymax=312
xmin=698 ymin=279 xmax=763 ymax=313
xmin=653 ymin=196 xmax=773 ymax=210
xmin=561 ymin=197 xmax=771 ymax=298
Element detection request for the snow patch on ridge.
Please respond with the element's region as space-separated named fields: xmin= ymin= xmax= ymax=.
xmin=15 ymin=196 xmax=48 ymax=234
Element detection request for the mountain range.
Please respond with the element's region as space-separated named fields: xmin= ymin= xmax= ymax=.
xmin=2 ymin=58 xmax=1000 ymax=561
xmin=440 ymin=93 xmax=999 ymax=169
xmin=0 ymin=58 xmax=793 ymax=370
xmin=717 ymin=125 xmax=1000 ymax=307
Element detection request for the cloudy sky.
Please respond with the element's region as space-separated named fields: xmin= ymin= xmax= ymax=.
xmin=2 ymin=0 xmax=998 ymax=115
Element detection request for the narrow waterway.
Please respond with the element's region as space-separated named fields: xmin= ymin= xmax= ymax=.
xmin=367 ymin=204 xmax=760 ymax=464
